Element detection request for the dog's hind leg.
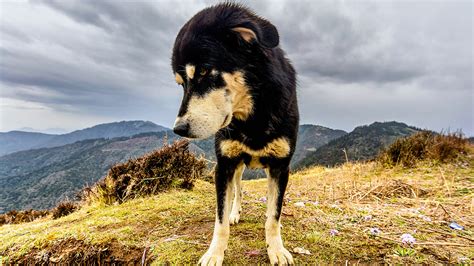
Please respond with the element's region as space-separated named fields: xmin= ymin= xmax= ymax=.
xmin=265 ymin=166 xmax=294 ymax=265
xmin=199 ymin=159 xmax=240 ymax=266
xmin=229 ymin=163 xmax=245 ymax=225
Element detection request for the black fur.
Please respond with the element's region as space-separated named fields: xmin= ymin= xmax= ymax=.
xmin=172 ymin=3 xmax=298 ymax=223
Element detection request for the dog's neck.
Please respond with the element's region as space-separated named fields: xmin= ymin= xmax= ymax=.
xmin=226 ymin=87 xmax=297 ymax=146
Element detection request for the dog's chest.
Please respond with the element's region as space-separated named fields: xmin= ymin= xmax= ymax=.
xmin=219 ymin=137 xmax=290 ymax=168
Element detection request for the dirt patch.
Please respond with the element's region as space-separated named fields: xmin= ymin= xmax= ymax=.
xmin=12 ymin=238 xmax=150 ymax=265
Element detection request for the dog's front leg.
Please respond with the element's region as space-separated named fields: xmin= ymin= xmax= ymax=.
xmin=229 ymin=163 xmax=245 ymax=225
xmin=198 ymin=160 xmax=238 ymax=266
xmin=265 ymin=166 xmax=294 ymax=265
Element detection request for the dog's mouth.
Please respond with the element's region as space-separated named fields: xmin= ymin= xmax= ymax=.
xmin=220 ymin=114 xmax=231 ymax=128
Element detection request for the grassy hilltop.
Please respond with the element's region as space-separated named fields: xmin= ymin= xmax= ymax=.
xmin=0 ymin=136 xmax=473 ymax=264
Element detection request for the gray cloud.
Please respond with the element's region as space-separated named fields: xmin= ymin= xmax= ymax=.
xmin=0 ymin=0 xmax=472 ymax=135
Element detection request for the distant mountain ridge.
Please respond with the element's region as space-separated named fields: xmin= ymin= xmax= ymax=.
xmin=0 ymin=121 xmax=168 ymax=156
xmin=0 ymin=131 xmax=179 ymax=212
xmin=0 ymin=120 xmax=427 ymax=212
xmin=0 ymin=131 xmax=56 ymax=156
xmin=18 ymin=127 xmax=68 ymax=134
xmin=296 ymin=121 xmax=420 ymax=168
xmin=0 ymin=122 xmax=346 ymax=212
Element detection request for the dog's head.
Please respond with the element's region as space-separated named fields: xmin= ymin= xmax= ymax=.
xmin=171 ymin=3 xmax=279 ymax=139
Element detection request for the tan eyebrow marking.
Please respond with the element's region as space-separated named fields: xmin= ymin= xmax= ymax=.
xmin=185 ymin=64 xmax=195 ymax=79
xmin=175 ymin=73 xmax=184 ymax=84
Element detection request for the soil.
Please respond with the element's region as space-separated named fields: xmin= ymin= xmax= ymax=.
xmin=14 ymin=238 xmax=149 ymax=265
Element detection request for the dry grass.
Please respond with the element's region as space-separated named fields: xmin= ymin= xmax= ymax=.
xmin=1 ymin=145 xmax=473 ymax=265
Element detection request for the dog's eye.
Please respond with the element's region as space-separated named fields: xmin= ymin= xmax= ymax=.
xmin=200 ymin=69 xmax=207 ymax=76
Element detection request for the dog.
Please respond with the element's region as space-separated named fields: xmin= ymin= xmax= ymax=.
xmin=171 ymin=3 xmax=298 ymax=265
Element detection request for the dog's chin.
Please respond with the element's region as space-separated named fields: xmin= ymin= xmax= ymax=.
xmin=188 ymin=115 xmax=232 ymax=140
xmin=184 ymin=134 xmax=210 ymax=140
xmin=187 ymin=128 xmax=219 ymax=140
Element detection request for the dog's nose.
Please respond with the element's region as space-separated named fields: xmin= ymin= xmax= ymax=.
xmin=173 ymin=122 xmax=190 ymax=137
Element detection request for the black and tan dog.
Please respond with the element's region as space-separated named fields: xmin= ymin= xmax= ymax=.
xmin=171 ymin=3 xmax=298 ymax=265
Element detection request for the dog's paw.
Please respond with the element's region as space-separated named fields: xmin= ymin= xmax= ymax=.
xmin=267 ymin=246 xmax=294 ymax=265
xmin=229 ymin=212 xmax=240 ymax=225
xmin=198 ymin=250 xmax=224 ymax=266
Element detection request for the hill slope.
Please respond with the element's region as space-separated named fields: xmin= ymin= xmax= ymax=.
xmin=297 ymin=121 xmax=420 ymax=168
xmin=1 ymin=158 xmax=472 ymax=265
xmin=291 ymin=124 xmax=347 ymax=166
xmin=0 ymin=121 xmax=168 ymax=156
xmin=0 ymin=132 xmax=179 ymax=212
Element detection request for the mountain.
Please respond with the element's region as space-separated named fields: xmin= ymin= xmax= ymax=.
xmin=291 ymin=124 xmax=347 ymax=166
xmin=0 ymin=120 xmax=418 ymax=212
xmin=0 ymin=130 xmax=219 ymax=213
xmin=18 ymin=127 xmax=69 ymax=134
xmin=296 ymin=121 xmax=420 ymax=168
xmin=0 ymin=121 xmax=168 ymax=156
xmin=192 ymin=124 xmax=348 ymax=167
xmin=191 ymin=125 xmax=347 ymax=180
xmin=0 ymin=123 xmax=346 ymax=212
xmin=0 ymin=131 xmax=180 ymax=212
xmin=41 ymin=120 xmax=168 ymax=148
xmin=0 ymin=131 xmax=56 ymax=156
xmin=188 ymin=125 xmax=347 ymax=179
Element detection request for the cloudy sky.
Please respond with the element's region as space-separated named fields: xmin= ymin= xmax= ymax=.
xmin=0 ymin=0 xmax=472 ymax=135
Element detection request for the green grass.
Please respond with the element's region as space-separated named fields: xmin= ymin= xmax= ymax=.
xmin=1 ymin=157 xmax=473 ymax=264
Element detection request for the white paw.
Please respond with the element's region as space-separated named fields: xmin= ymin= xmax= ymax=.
xmin=229 ymin=212 xmax=240 ymax=225
xmin=198 ymin=250 xmax=224 ymax=266
xmin=267 ymin=246 xmax=294 ymax=265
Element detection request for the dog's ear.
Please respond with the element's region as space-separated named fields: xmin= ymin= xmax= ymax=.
xmin=231 ymin=19 xmax=279 ymax=48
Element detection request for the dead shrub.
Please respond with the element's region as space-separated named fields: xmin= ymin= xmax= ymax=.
xmin=51 ymin=201 xmax=78 ymax=219
xmin=0 ymin=202 xmax=77 ymax=225
xmin=84 ymin=139 xmax=206 ymax=204
xmin=378 ymin=131 xmax=468 ymax=167
xmin=0 ymin=209 xmax=50 ymax=225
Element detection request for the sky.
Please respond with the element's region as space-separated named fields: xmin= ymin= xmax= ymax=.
xmin=0 ymin=0 xmax=472 ymax=135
